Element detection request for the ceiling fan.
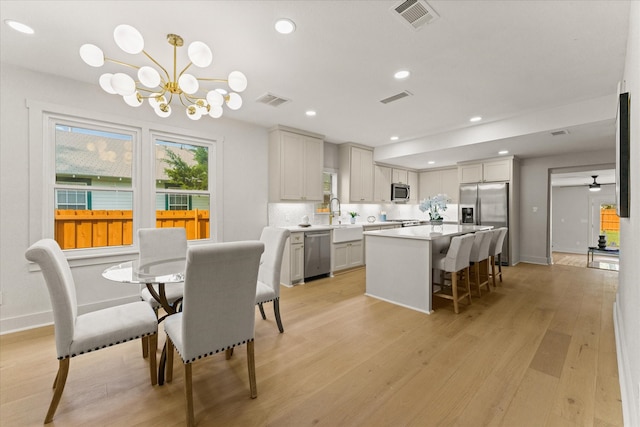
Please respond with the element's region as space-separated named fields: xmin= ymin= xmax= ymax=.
xmin=589 ymin=175 xmax=601 ymax=192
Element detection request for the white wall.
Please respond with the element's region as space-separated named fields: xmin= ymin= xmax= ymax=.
xmin=551 ymin=184 xmax=615 ymax=253
xmin=0 ymin=63 xmax=269 ymax=333
xmin=615 ymin=2 xmax=640 ymax=424
xmin=519 ymin=150 xmax=615 ymax=264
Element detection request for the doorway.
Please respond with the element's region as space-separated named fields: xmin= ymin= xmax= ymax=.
xmin=590 ymin=197 xmax=619 ymax=249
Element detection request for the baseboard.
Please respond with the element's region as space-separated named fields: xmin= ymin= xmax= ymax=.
xmin=0 ymin=295 xmax=140 ymax=335
xmin=614 ymin=297 xmax=639 ymax=427
xmin=552 ymin=248 xmax=586 ymax=255
xmin=519 ymin=255 xmax=549 ymax=265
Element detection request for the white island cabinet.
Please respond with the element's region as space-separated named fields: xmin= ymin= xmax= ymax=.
xmin=364 ymin=224 xmax=491 ymax=314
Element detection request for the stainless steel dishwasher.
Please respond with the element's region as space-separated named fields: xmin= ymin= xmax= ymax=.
xmin=304 ymin=230 xmax=331 ymax=280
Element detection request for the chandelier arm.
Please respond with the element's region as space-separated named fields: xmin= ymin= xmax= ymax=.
xmin=141 ymin=50 xmax=171 ymax=82
xmin=178 ymin=94 xmax=193 ymax=108
xmin=136 ymin=87 xmax=160 ymax=96
xmin=196 ymin=78 xmax=228 ymax=83
xmin=178 ymin=62 xmax=194 ymax=78
xmin=104 ymin=57 xmax=140 ymax=70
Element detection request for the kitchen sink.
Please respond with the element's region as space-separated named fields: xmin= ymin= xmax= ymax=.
xmin=332 ymin=224 xmax=363 ymax=243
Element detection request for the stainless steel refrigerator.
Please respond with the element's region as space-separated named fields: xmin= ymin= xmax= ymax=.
xmin=459 ymin=182 xmax=509 ymax=265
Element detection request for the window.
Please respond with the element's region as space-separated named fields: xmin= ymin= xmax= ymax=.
xmin=316 ymin=170 xmax=337 ymax=213
xmin=53 ymin=123 xmax=135 ymax=249
xmin=154 ymin=136 xmax=211 ymax=241
xmin=29 ymin=103 xmax=220 ymax=258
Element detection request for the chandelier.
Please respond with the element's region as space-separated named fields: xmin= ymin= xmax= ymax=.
xmin=79 ymin=24 xmax=247 ymax=120
xmin=589 ymin=175 xmax=601 ymax=192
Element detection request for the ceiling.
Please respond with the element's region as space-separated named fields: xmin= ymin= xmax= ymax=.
xmin=0 ymin=0 xmax=630 ymax=181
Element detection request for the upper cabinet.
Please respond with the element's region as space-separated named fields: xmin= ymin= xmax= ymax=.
xmin=374 ymin=165 xmax=392 ymax=203
xmin=392 ymin=168 xmax=408 ymax=184
xmin=458 ymin=158 xmax=512 ymax=184
xmin=419 ymin=167 xmax=459 ymax=203
xmin=408 ymin=171 xmax=419 ymax=203
xmin=339 ymin=145 xmax=374 ymax=202
xmin=269 ymin=126 xmax=324 ymax=202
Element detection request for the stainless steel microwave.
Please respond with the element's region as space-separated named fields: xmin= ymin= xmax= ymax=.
xmin=391 ymin=183 xmax=410 ymax=202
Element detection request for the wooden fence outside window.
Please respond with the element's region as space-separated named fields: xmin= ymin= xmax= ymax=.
xmin=54 ymin=209 xmax=210 ymax=249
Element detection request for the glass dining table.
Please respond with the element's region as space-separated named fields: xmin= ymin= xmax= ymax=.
xmin=102 ymin=258 xmax=185 ymax=384
xmin=102 ymin=259 xmax=185 ymax=316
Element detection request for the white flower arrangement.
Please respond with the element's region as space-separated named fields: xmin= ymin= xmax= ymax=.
xmin=419 ymin=194 xmax=449 ymax=221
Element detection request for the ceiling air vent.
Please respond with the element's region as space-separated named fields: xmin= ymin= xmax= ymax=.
xmin=551 ymin=129 xmax=569 ymax=136
xmin=380 ymin=90 xmax=413 ymax=104
xmin=391 ymin=0 xmax=439 ymax=31
xmin=256 ymin=93 xmax=291 ymax=107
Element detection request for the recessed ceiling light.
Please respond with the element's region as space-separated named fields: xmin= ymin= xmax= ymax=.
xmin=5 ymin=19 xmax=34 ymax=34
xmin=305 ymin=110 xmax=316 ymax=117
xmin=394 ymin=70 xmax=410 ymax=80
xmin=275 ymin=18 xmax=296 ymax=34
xmin=498 ymin=150 xmax=509 ymax=155
xmin=390 ymin=136 xmax=399 ymax=141
xmin=428 ymin=161 xmax=435 ymax=165
xmin=469 ymin=116 xmax=482 ymax=122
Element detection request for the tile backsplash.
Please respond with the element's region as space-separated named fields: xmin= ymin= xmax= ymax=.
xmin=268 ymin=202 xmax=459 ymax=227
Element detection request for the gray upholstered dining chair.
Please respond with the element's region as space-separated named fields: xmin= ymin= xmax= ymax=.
xmin=255 ymin=227 xmax=290 ymax=333
xmin=468 ymin=230 xmax=493 ymax=297
xmin=431 ymin=233 xmax=475 ymax=314
xmin=164 ymin=241 xmax=264 ymax=427
xmin=25 ymin=239 xmax=158 ymax=424
xmin=138 ymin=227 xmax=187 ymax=356
xmin=488 ymin=227 xmax=508 ymax=287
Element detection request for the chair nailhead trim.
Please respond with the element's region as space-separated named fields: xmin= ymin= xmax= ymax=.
xmin=176 ymin=338 xmax=255 ymax=364
xmin=59 ymin=331 xmax=157 ymax=360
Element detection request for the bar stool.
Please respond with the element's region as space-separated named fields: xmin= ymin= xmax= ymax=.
xmin=488 ymin=227 xmax=508 ymax=287
xmin=469 ymin=230 xmax=492 ymax=296
xmin=432 ymin=233 xmax=475 ymax=314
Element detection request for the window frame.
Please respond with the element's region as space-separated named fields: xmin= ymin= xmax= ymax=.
xmin=27 ymin=100 xmax=224 ymax=267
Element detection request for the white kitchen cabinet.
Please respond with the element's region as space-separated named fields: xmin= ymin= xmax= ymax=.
xmin=339 ymin=145 xmax=374 ymax=202
xmin=331 ymin=240 xmax=363 ymax=272
xmin=419 ymin=167 xmax=459 ymax=203
xmin=374 ymin=165 xmax=392 ymax=202
xmin=280 ymin=232 xmax=305 ymax=286
xmin=269 ymin=126 xmax=324 ymax=202
xmin=408 ymin=171 xmax=419 ymax=203
xmin=440 ymin=168 xmax=459 ymax=203
xmin=392 ymin=168 xmax=408 ymax=184
xmin=458 ymin=159 xmax=511 ymax=183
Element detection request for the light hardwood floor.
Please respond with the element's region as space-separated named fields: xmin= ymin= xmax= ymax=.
xmin=0 ymin=262 xmax=622 ymax=426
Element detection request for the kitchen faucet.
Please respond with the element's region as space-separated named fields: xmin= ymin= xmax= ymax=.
xmin=329 ymin=197 xmax=341 ymax=225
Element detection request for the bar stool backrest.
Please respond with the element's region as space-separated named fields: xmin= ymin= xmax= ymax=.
xmin=470 ymin=230 xmax=492 ymax=263
xmin=489 ymin=227 xmax=508 ymax=257
xmin=442 ymin=233 xmax=476 ymax=273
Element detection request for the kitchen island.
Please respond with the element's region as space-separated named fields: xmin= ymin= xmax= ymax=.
xmin=364 ymin=224 xmax=492 ymax=314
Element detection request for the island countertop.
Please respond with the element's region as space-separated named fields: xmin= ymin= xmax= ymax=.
xmin=363 ymin=224 xmax=492 ymax=241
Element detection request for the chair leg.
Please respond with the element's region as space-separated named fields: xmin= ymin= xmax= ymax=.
xmin=184 ymin=363 xmax=195 ymax=427
xmin=45 ymin=358 xmax=69 ymax=424
xmin=247 ymin=340 xmax=257 ymax=399
xmin=273 ymin=299 xmax=284 ymax=333
xmin=490 ymin=255 xmax=497 ymax=287
xmin=258 ymin=303 xmax=267 ymax=320
xmin=451 ymin=271 xmax=459 ymax=314
xmin=474 ymin=264 xmax=482 ymax=297
xmin=465 ymin=267 xmax=472 ymax=304
xmin=484 ymin=259 xmax=491 ymax=292
xmin=142 ymin=307 xmax=159 ymax=358
xmin=498 ymin=254 xmax=503 ymax=282
xmin=142 ymin=336 xmax=149 ymax=358
xmin=149 ymin=334 xmax=158 ymax=386
xmin=166 ymin=337 xmax=174 ymax=383
xmin=226 ymin=347 xmax=234 ymax=359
